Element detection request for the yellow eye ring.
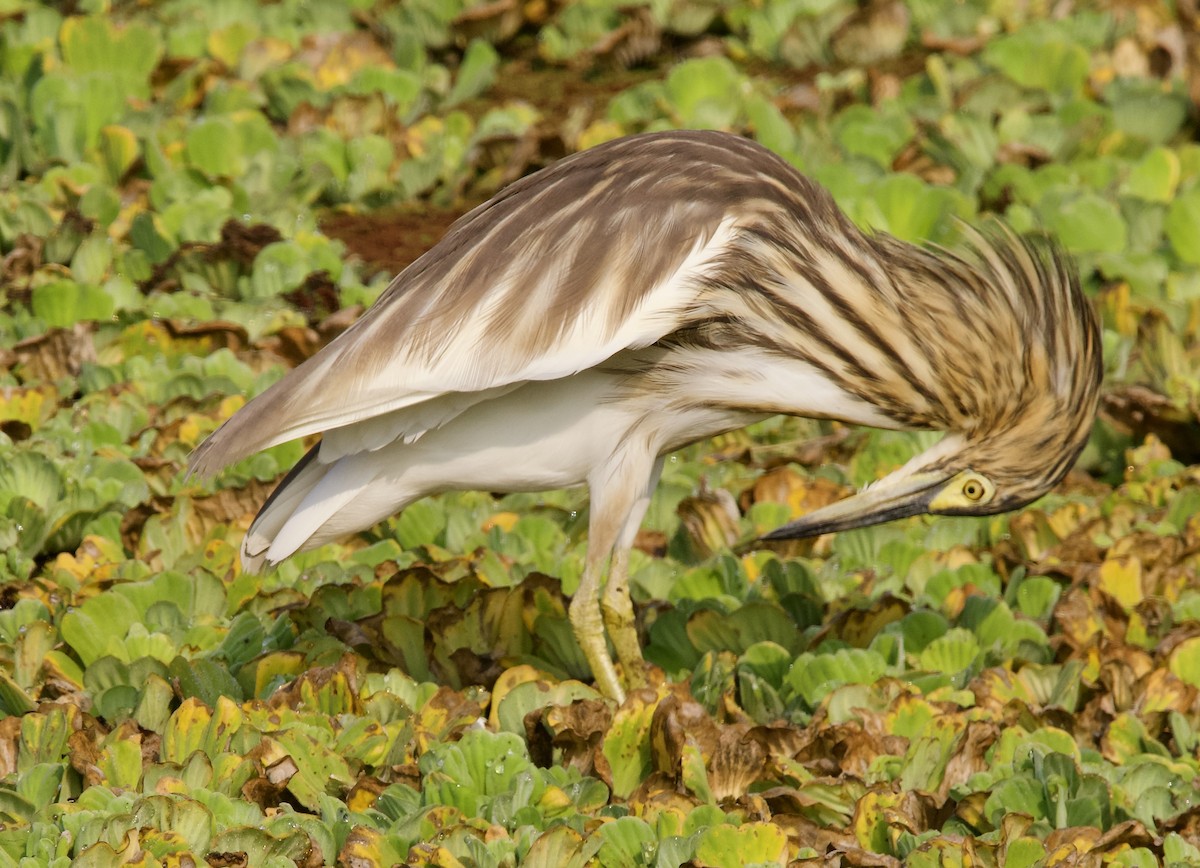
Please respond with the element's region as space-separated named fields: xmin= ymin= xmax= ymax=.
xmin=930 ymin=472 xmax=994 ymax=512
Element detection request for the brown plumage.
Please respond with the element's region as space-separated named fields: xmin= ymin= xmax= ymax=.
xmin=190 ymin=130 xmax=1103 ymax=701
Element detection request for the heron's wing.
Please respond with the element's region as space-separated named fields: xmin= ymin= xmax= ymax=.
xmin=188 ymin=132 xmax=787 ymax=477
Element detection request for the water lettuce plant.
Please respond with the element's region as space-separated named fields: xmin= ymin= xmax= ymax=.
xmin=0 ymin=0 xmax=1198 ymax=864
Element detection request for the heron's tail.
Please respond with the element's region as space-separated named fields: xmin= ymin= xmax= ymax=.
xmin=241 ymin=445 xmax=321 ymax=571
xmin=241 ymin=443 xmax=397 ymax=571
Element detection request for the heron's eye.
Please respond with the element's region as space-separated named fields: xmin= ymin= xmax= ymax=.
xmin=929 ymin=471 xmax=995 ymax=512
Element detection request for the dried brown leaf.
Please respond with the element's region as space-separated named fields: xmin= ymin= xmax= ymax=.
xmin=6 ymin=324 xmax=97 ymax=383
xmin=936 ymin=720 xmax=998 ymax=806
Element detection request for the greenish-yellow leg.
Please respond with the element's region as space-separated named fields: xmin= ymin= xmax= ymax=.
xmin=570 ymin=449 xmax=661 ymax=703
xmin=599 ymin=455 xmax=663 ymax=692
xmin=600 ymin=544 xmax=643 ymax=691
xmin=569 ymin=546 xmax=625 ymax=703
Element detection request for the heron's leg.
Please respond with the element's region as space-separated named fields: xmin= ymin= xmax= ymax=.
xmin=600 ymin=455 xmax=664 ymax=692
xmin=570 ymin=446 xmax=658 ymax=703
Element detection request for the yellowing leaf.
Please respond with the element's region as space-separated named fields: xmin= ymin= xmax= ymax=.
xmin=206 ymin=22 xmax=258 ymax=69
xmin=403 ymin=116 xmax=445 ymax=159
xmin=1139 ymin=668 xmax=1194 ymax=716
xmin=694 ymin=822 xmax=790 ymax=868
xmin=483 ymin=512 xmax=520 ymax=533
xmin=0 ymin=384 xmax=57 ymax=429
xmin=1168 ymin=637 xmax=1200 ymax=689
xmin=578 ymin=120 xmax=625 ymax=151
xmin=97 ymin=125 xmax=139 ymax=182
xmin=304 ymin=32 xmax=394 ymax=91
xmin=218 ymin=394 xmax=246 ymax=420
xmin=178 ymin=416 xmax=203 ymax=447
xmin=1098 ymin=557 xmax=1142 ymax=610
xmin=346 ymin=784 xmax=380 ymax=813
xmin=602 ymin=692 xmax=657 ymax=799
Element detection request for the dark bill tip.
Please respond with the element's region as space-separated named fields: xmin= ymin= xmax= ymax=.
xmin=759 ymin=473 xmax=948 ymax=541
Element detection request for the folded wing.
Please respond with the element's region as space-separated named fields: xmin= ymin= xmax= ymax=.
xmin=187 ymin=131 xmax=776 ymax=477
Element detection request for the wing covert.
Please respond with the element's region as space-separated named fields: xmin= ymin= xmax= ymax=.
xmin=188 ymin=130 xmax=798 ymax=477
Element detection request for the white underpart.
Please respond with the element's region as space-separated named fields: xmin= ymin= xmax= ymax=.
xmin=256 ymin=340 xmax=899 ymax=567
xmin=262 ymin=370 xmax=651 ymax=565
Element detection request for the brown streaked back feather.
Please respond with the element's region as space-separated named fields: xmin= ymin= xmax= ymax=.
xmin=189 ymin=131 xmax=813 ymax=477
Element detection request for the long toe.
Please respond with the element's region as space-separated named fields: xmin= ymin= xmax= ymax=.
xmin=568 ymin=591 xmax=625 ymax=703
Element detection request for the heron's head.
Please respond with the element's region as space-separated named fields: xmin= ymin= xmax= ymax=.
xmin=763 ymin=225 xmax=1103 ymax=541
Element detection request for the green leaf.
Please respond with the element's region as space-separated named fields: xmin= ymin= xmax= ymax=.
xmin=1042 ymin=193 xmax=1127 ymax=254
xmin=0 ymin=453 xmax=64 ymax=513
xmin=984 ymin=774 xmax=1048 ymax=826
xmin=79 ymin=182 xmax=122 ymax=226
xmin=185 ymin=116 xmax=244 ymax=178
xmin=60 ymin=594 xmax=141 ymax=667
xmin=897 ymin=610 xmax=949 ymax=654
xmin=0 ymin=787 xmax=36 ymax=825
xmin=419 ymin=728 xmax=539 ymax=822
xmin=1169 ymin=636 xmax=1200 ymax=688
xmin=6 ymin=497 xmax=48 ymax=558
xmin=868 ymin=173 xmax=962 ymax=242
xmin=1165 ymin=834 xmax=1200 ymax=865
xmin=1121 ymin=147 xmax=1180 ymax=203
xmin=1107 ymin=79 xmax=1189 ymax=144
xmin=85 ymin=794 xmax=214 ymax=857
xmin=494 ymin=679 xmax=599 ymax=735
xmin=206 ymin=21 xmax=259 ymax=68
xmin=738 ymin=640 xmax=794 ymax=687
xmin=170 ymin=656 xmax=245 ymax=706
xmin=129 ymin=211 xmax=176 ymax=263
xmin=60 ymin=16 xmax=162 ymax=98
xmin=665 ymin=57 xmax=744 ymax=130
xmin=346 ymin=134 xmax=395 ymax=200
xmin=539 ymin=3 xmax=623 ymax=63
xmin=596 ymin=816 xmax=657 ymax=868
xmin=835 ymin=105 xmax=913 ymax=170
xmin=70 ymin=234 xmax=112 ymax=284
xmin=96 ymin=125 xmax=139 ymax=183
xmin=18 ymin=707 xmax=72 ymax=768
xmin=1015 ymin=576 xmax=1061 ymax=620
xmin=1166 ymin=187 xmax=1200 ymax=266
xmin=746 ymin=94 xmax=799 ymax=163
xmin=602 ymin=696 xmax=655 ymax=800
xmin=348 ymin=67 xmax=422 ymax=114
xmin=785 ymin=648 xmax=888 ymax=708
xmin=0 ymin=669 xmax=35 ymax=715
xmin=12 ymin=619 xmax=55 ymax=690
xmin=1003 ymin=838 xmax=1047 ymax=868
xmin=31 ymin=278 xmax=115 ymax=327
xmin=687 ymin=602 xmax=804 ymax=655
xmin=983 ymin=24 xmax=1088 ymax=98
xmin=394 ymin=499 xmax=447 ymax=549
xmin=16 ymin=763 xmax=64 ymax=811
xmin=917 ymin=628 xmax=980 ymax=675
xmin=445 ymin=39 xmax=498 ymax=107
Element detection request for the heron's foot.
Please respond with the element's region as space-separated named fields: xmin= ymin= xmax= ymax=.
xmin=569 ymin=593 xmax=626 ymax=703
xmin=601 ymin=585 xmax=646 ymax=691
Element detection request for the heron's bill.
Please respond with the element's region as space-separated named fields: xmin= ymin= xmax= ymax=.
xmin=761 ymin=472 xmax=948 ymax=540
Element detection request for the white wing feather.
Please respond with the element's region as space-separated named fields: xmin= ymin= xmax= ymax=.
xmin=188 ymin=216 xmax=739 ymax=476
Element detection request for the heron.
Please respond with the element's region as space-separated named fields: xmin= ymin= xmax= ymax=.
xmin=189 ymin=130 xmax=1103 ymax=702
